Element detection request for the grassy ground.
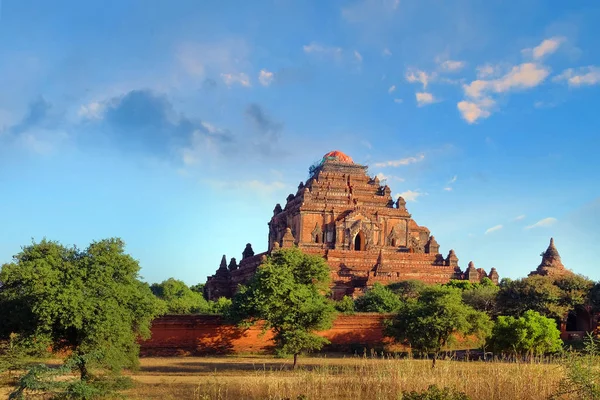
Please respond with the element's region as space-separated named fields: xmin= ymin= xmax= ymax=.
xmin=1 ymin=355 xmax=572 ymax=399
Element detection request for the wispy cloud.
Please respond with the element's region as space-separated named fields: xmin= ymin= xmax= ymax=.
xmin=397 ymin=189 xmax=426 ymax=202
xmin=458 ymin=62 xmax=549 ymax=123
xmin=485 ymin=224 xmax=503 ymax=234
xmin=354 ymin=50 xmax=363 ymax=63
xmin=416 ymin=92 xmax=437 ymax=107
xmin=374 ymin=154 xmax=425 ymax=167
xmin=439 ymin=60 xmax=465 ymax=72
xmin=388 ymin=85 xmax=396 ymax=93
xmin=393 ymin=98 xmax=403 ymax=103
xmin=553 ymin=66 xmax=600 ymax=87
xmin=443 ymin=187 xmax=452 ymax=191
xmin=303 ymin=42 xmax=343 ymax=59
xmin=449 ymin=175 xmax=457 ymax=184
xmin=406 ymin=69 xmax=434 ymax=89
xmin=525 ymin=217 xmax=557 ymax=229
xmin=220 ymin=72 xmax=251 ymax=87
xmin=382 ymin=48 xmax=392 ymax=57
xmin=258 ymin=69 xmax=274 ymax=86
xmin=522 ymin=36 xmax=566 ymax=60
xmin=514 ymin=214 xmax=526 ymax=221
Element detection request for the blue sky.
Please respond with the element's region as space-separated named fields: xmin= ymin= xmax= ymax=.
xmin=1 ymin=0 xmax=600 ymax=284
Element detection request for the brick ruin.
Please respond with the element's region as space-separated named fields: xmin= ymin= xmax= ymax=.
xmin=205 ymin=150 xmax=499 ymax=301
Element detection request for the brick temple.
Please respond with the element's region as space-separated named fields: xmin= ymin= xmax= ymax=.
xmin=205 ymin=150 xmax=499 ymax=300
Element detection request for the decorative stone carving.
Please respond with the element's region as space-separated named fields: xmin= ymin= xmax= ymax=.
xmin=409 ymin=235 xmax=424 ymax=253
xmin=311 ymin=223 xmax=323 ymax=243
xmin=228 ymin=257 xmax=238 ymax=271
xmin=273 ymin=203 xmax=282 ymax=216
xmin=395 ymin=196 xmax=406 ymax=210
xmin=281 ymin=227 xmax=295 ymax=248
xmin=425 ymin=236 xmax=440 ymax=254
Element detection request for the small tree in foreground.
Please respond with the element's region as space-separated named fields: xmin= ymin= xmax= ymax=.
xmin=487 ymin=310 xmax=562 ymax=357
xmin=0 ymin=238 xmax=161 ymax=381
xmin=228 ymin=247 xmax=336 ymax=368
xmin=554 ymin=333 xmax=600 ymax=399
xmin=386 ymin=286 xmax=492 ymax=367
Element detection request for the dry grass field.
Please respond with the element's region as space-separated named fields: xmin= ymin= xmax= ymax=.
xmin=125 ymin=355 xmax=568 ymax=400
xmin=1 ymin=355 xmax=574 ymax=399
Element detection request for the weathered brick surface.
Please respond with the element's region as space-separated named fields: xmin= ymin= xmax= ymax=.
xmin=140 ymin=314 xmax=397 ymax=356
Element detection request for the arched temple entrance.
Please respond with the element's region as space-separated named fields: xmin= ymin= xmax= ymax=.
xmin=354 ymin=231 xmax=365 ymax=251
xmin=566 ymin=307 xmax=592 ymax=332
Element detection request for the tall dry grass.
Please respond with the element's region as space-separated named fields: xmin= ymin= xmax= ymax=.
xmin=121 ymin=355 xmax=572 ymax=400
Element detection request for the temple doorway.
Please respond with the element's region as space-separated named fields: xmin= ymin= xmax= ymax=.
xmin=566 ymin=307 xmax=592 ymax=332
xmin=354 ymin=231 xmax=365 ymax=251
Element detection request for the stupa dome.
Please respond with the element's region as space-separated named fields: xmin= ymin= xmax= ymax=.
xmin=321 ymin=150 xmax=353 ymax=164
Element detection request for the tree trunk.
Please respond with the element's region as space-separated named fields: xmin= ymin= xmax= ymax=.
xmin=293 ymin=353 xmax=298 ymax=369
xmin=432 ymin=353 xmax=437 ymax=369
xmin=78 ymin=359 xmax=89 ymax=381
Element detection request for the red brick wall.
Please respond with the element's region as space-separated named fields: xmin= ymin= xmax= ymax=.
xmin=140 ymin=314 xmax=396 ymax=356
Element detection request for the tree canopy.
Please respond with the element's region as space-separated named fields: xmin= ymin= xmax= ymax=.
xmin=227 ymin=247 xmax=336 ymax=367
xmin=151 ymin=278 xmax=210 ymax=314
xmin=487 ymin=310 xmax=563 ymax=356
xmin=386 ymin=286 xmax=492 ymax=366
xmin=354 ymin=283 xmax=402 ymax=313
xmin=0 ymin=238 xmax=161 ymax=380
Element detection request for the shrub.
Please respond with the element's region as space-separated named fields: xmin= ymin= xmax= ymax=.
xmin=334 ymin=296 xmax=355 ymax=314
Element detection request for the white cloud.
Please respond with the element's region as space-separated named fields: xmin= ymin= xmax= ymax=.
xmin=397 ymin=189 xmax=426 ymax=202
xmin=443 ymin=187 xmax=452 ymax=191
xmin=449 ymin=175 xmax=457 ymax=184
xmin=220 ymin=72 xmax=251 ymax=87
xmin=485 ymin=224 xmax=503 ymax=235
xmin=514 ymin=215 xmax=526 ymax=221
xmin=553 ymin=66 xmax=600 ymax=87
xmin=476 ymin=64 xmax=502 ymax=79
xmin=458 ymin=62 xmax=549 ymax=123
xmin=523 ymin=36 xmax=565 ymax=60
xmin=374 ymin=154 xmax=425 ymax=168
xmin=78 ymin=102 xmax=105 ymax=120
xmin=457 ymin=98 xmax=494 ymax=124
xmin=258 ymin=69 xmax=274 ymax=86
xmin=525 ymin=217 xmax=557 ymax=229
xmin=406 ymin=69 xmax=434 ymax=89
xmin=383 ymin=48 xmax=392 ymax=57
xmin=416 ymin=92 xmax=436 ymax=107
xmin=393 ymin=98 xmax=403 ymax=103
xmin=303 ymin=42 xmax=343 ymax=58
xmin=354 ymin=50 xmax=363 ymax=63
xmin=376 ymin=172 xmax=388 ymax=181
xmin=439 ymin=60 xmax=465 ymax=72
xmin=388 ymin=85 xmax=396 ymax=93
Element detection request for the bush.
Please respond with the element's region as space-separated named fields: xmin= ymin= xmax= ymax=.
xmin=554 ymin=333 xmax=600 ymax=399
xmin=334 ymin=296 xmax=355 ymax=314
xmin=355 ymin=283 xmax=402 ymax=313
xmin=487 ymin=310 xmax=562 ymax=356
xmin=401 ymin=385 xmax=470 ymax=400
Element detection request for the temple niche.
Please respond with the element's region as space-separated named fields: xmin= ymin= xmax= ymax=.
xmin=206 ymin=150 xmax=499 ymax=300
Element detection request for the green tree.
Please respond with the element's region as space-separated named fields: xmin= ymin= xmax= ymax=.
xmin=228 ymin=247 xmax=336 ymax=368
xmin=151 ymin=278 xmax=210 ymax=314
xmin=496 ymin=276 xmax=567 ymax=322
xmin=386 ymin=286 xmax=492 ymax=367
xmin=461 ymin=284 xmax=499 ymax=317
xmin=354 ymin=283 xmax=402 ymax=313
xmin=0 ymin=238 xmax=161 ymax=381
xmin=189 ymin=283 xmax=205 ymax=294
xmin=333 ymin=295 xmax=355 ymax=314
xmin=487 ymin=310 xmax=563 ymax=356
xmin=387 ymin=280 xmax=426 ymax=301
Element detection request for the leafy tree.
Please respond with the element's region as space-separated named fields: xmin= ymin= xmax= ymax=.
xmin=487 ymin=310 xmax=563 ymax=356
xmin=209 ymin=296 xmax=232 ymax=314
xmin=228 ymin=247 xmax=336 ymax=368
xmin=461 ymin=284 xmax=499 ymax=317
xmin=0 ymin=238 xmax=161 ymax=381
xmin=497 ymin=275 xmax=594 ymax=325
xmin=151 ymin=278 xmax=210 ymax=314
xmin=387 ymin=280 xmax=426 ymax=300
xmin=386 ymin=286 xmax=492 ymax=367
xmin=496 ymin=276 xmax=567 ymax=322
xmin=354 ymin=283 xmax=402 ymax=313
xmin=189 ymin=283 xmax=205 ymax=294
xmin=334 ymin=295 xmax=355 ymax=314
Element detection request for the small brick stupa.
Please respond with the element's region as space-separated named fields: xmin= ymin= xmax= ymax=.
xmin=529 ymin=238 xmax=572 ymax=277
xmin=205 ymin=151 xmax=499 ymax=300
